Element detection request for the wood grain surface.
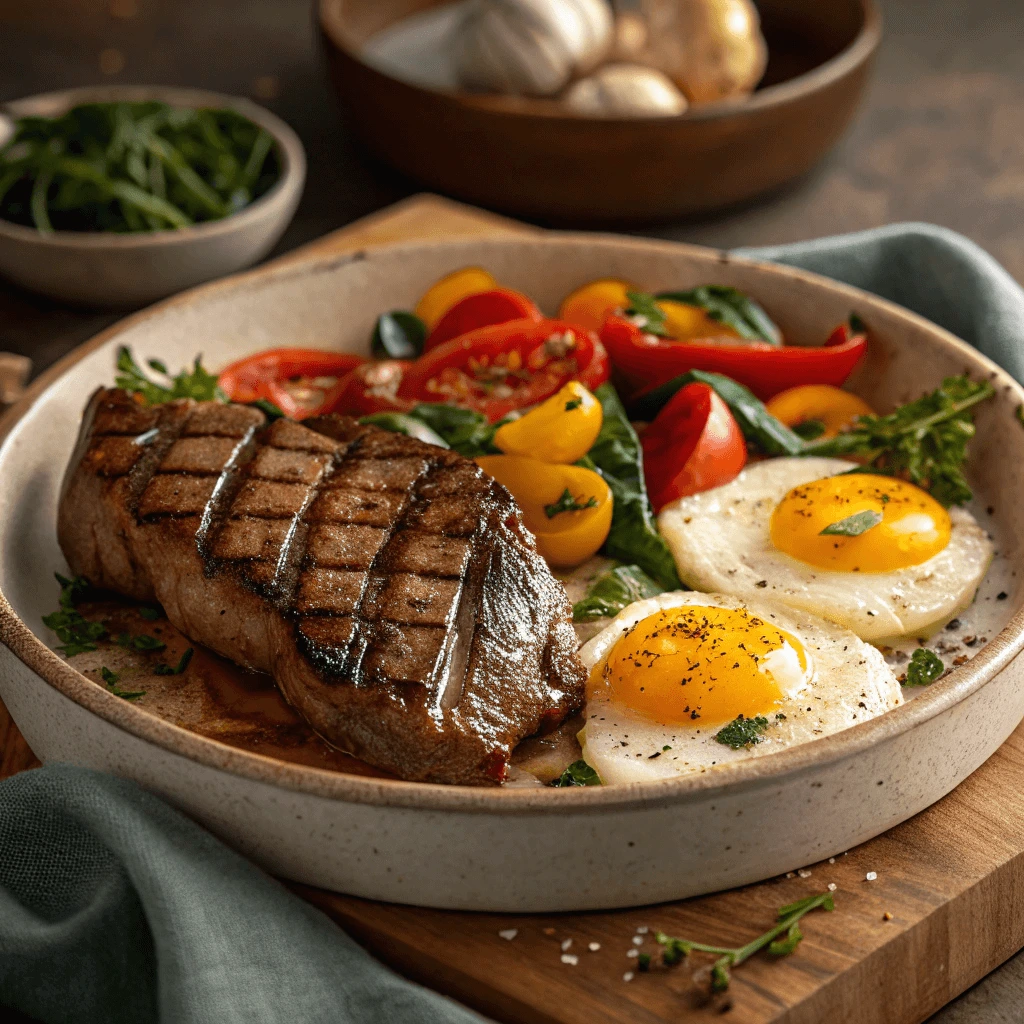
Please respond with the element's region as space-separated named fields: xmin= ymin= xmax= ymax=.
xmin=3 ymin=194 xmax=1024 ymax=1024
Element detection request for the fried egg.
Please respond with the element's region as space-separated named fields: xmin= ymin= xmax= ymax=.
xmin=578 ymin=591 xmax=902 ymax=784
xmin=658 ymin=458 xmax=993 ymax=642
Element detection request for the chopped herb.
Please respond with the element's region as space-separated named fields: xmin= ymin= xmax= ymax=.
xmin=371 ymin=311 xmax=427 ymax=360
xmin=714 ymin=714 xmax=770 ymax=749
xmin=655 ymin=285 xmax=782 ymax=345
xmin=792 ymin=418 xmax=826 ymax=441
xmin=154 ymin=647 xmax=194 ymax=676
xmin=550 ymin=760 xmax=601 ymax=787
xmin=138 ymin=606 xmax=162 ymax=621
xmin=115 ymin=346 xmax=226 ymax=405
xmin=655 ymin=892 xmax=834 ymax=992
xmin=100 ymin=665 xmax=145 ymax=701
xmin=117 ymin=632 xmax=166 ymax=653
xmin=820 ymin=509 xmax=883 ymax=537
xmin=564 ymin=397 xmax=583 ymax=411
xmin=42 ymin=572 xmax=107 ymax=655
xmin=544 ymin=488 xmax=599 ymax=518
xmin=573 ymin=564 xmax=663 ymax=622
xmin=805 ymin=375 xmax=994 ymax=506
xmin=624 ymin=290 xmax=671 ymax=337
xmin=904 ymin=647 xmax=944 ymax=686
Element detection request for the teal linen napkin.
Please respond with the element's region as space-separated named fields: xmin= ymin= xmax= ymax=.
xmin=2 ymin=222 xmax=1021 ymax=1024
xmin=0 ymin=765 xmax=484 ymax=1024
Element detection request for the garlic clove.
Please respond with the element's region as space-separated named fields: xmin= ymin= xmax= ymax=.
xmin=563 ymin=63 xmax=689 ymax=117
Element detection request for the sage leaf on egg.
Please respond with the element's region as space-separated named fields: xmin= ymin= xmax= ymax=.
xmin=819 ymin=509 xmax=883 ymax=537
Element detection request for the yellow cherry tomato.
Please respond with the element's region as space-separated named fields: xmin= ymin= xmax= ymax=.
xmin=414 ymin=266 xmax=497 ymax=329
xmin=476 ymin=455 xmax=612 ymax=568
xmin=558 ymin=278 xmax=637 ymax=332
xmin=657 ymin=299 xmax=742 ymax=341
xmin=766 ymin=384 xmax=875 ymax=439
xmin=493 ymin=382 xmax=603 ymax=464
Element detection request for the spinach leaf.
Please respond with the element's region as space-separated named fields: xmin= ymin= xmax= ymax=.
xmin=550 ymin=759 xmax=601 ymax=787
xmin=655 ymin=285 xmax=781 ymax=345
xmin=624 ymin=290 xmax=671 ymax=337
xmin=372 ymin=311 xmax=427 ymax=360
xmin=630 ymin=370 xmax=805 ymax=457
xmin=573 ymin=564 xmax=663 ymax=622
xmin=579 ymin=383 xmax=681 ymax=589
xmin=406 ymin=403 xmax=503 ymax=456
xmin=359 ymin=412 xmax=449 ymax=448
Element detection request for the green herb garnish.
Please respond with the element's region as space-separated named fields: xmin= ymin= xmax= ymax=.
xmin=544 ymin=489 xmax=599 ymax=518
xmin=115 ymin=346 xmax=225 ymax=405
xmin=154 ymin=647 xmax=194 ymax=676
xmin=359 ymin=412 xmax=448 ymax=448
xmin=820 ymin=509 xmax=883 ymax=537
xmin=804 ymin=375 xmax=994 ymax=506
xmin=564 ymin=397 xmax=583 ymax=411
xmin=904 ymin=647 xmax=944 ymax=686
xmin=624 ymin=290 xmax=671 ymax=337
xmin=42 ymin=572 xmax=107 ymax=655
xmin=714 ymin=714 xmax=771 ymax=749
xmin=372 ymin=311 xmax=427 ymax=360
xmin=656 ymin=892 xmax=834 ymax=991
xmin=404 ymin=403 xmax=503 ymax=457
xmin=655 ymin=285 xmax=782 ymax=345
xmin=117 ymin=632 xmax=166 ymax=653
xmin=572 ymin=564 xmax=662 ymax=622
xmin=0 ymin=102 xmax=280 ymax=234
xmin=550 ymin=760 xmax=601 ymax=787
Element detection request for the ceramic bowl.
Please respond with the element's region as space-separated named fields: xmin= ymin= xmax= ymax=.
xmin=319 ymin=0 xmax=880 ymax=223
xmin=1 ymin=233 xmax=1023 ymax=912
xmin=0 ymin=85 xmax=306 ymax=308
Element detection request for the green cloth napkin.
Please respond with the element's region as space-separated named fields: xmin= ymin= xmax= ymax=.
xmin=0 ymin=765 xmax=484 ymax=1024
xmin=2 ymin=222 xmax=1021 ymax=1024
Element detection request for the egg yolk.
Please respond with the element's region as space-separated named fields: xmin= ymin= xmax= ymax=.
xmin=596 ymin=606 xmax=808 ymax=726
xmin=770 ymin=473 xmax=951 ymax=573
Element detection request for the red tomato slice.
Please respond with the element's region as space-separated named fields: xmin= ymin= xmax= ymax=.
xmin=218 ymin=348 xmax=366 ymax=420
xmin=641 ymin=382 xmax=747 ymax=512
xmin=424 ymin=288 xmax=542 ymax=352
xmin=322 ymin=360 xmax=415 ymax=417
xmin=399 ymin=318 xmax=610 ymax=422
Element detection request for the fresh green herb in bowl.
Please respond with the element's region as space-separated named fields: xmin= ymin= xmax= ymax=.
xmin=0 ymin=101 xmax=281 ymax=235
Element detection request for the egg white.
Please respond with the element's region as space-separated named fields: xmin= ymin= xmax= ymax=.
xmin=657 ymin=457 xmax=994 ymax=642
xmin=578 ymin=590 xmax=902 ymax=784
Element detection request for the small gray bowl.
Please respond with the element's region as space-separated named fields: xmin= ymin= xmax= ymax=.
xmin=0 ymin=85 xmax=306 ymax=309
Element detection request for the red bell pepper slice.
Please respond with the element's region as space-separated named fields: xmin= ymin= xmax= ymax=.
xmin=217 ymin=348 xmax=366 ymax=420
xmin=398 ymin=318 xmax=610 ymax=422
xmin=642 ymin=382 xmax=747 ymax=512
xmin=600 ymin=315 xmax=867 ymax=401
xmin=424 ymin=288 xmax=542 ymax=352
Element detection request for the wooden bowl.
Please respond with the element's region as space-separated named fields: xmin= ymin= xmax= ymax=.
xmin=1 ymin=232 xmax=1022 ymax=912
xmin=318 ymin=0 xmax=880 ymax=224
xmin=0 ymin=86 xmax=306 ymax=309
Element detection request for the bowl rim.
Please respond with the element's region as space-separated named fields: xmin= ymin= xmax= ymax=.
xmin=1 ymin=230 xmax=1022 ymax=815
xmin=318 ymin=0 xmax=882 ymax=127
xmin=0 ymin=84 xmax=307 ymax=249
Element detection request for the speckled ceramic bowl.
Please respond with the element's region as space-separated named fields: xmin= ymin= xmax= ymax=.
xmin=0 ymin=85 xmax=305 ymax=308
xmin=1 ymin=234 xmax=1022 ymax=912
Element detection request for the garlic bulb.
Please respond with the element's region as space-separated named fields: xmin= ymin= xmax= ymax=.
xmin=623 ymin=0 xmax=768 ymax=105
xmin=564 ymin=63 xmax=688 ymax=117
xmin=453 ymin=0 xmax=613 ymax=98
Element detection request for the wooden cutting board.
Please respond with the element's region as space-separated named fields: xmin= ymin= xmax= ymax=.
xmin=3 ymin=194 xmax=1024 ymax=1024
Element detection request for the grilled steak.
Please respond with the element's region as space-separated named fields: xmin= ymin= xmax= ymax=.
xmin=58 ymin=389 xmax=585 ymax=785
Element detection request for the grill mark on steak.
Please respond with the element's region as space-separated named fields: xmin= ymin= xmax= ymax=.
xmin=58 ymin=389 xmax=587 ymax=784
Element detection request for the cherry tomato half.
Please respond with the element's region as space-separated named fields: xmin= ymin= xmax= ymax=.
xmin=398 ymin=318 xmax=610 ymax=422
xmin=217 ymin=348 xmax=366 ymax=420
xmin=323 ymin=360 xmax=415 ymax=417
xmin=424 ymin=288 xmax=542 ymax=352
xmin=641 ymin=382 xmax=747 ymax=512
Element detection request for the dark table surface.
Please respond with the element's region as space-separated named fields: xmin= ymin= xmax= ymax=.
xmin=2 ymin=0 xmax=1022 ymax=1018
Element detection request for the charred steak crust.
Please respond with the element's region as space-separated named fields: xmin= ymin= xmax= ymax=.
xmin=57 ymin=389 xmax=586 ymax=785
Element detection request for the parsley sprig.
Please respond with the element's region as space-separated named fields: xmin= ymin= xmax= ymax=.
xmin=804 ymin=376 xmax=994 ymax=506
xmin=656 ymin=892 xmax=835 ymax=992
xmin=115 ymin=345 xmax=225 ymax=405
